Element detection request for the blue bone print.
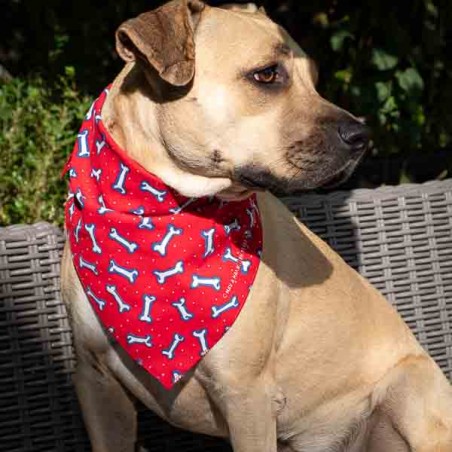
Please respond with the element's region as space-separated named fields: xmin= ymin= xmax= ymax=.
xmin=139 ymin=295 xmax=157 ymax=323
xmin=68 ymin=168 xmax=77 ymax=178
xmin=85 ymin=102 xmax=95 ymax=120
xmin=109 ymin=228 xmax=138 ymax=253
xmin=86 ymin=286 xmax=106 ymax=311
xmin=90 ymin=168 xmax=102 ymax=181
xmin=77 ymin=129 xmax=90 ymax=158
xmin=74 ymin=218 xmax=82 ymax=243
xmin=162 ymin=333 xmax=184 ymax=360
xmin=85 ymin=223 xmax=102 ymax=254
xmin=191 ymin=274 xmax=221 ymax=291
xmin=246 ymin=207 xmax=256 ymax=228
xmin=224 ymin=218 xmax=240 ymax=235
xmin=140 ymin=181 xmax=167 ymax=203
xmin=172 ymin=370 xmax=183 ymax=384
xmin=152 ymin=224 xmax=183 ymax=257
xmin=169 ymin=198 xmax=195 ymax=215
xmin=112 ymin=163 xmax=130 ymax=195
xmin=211 ymin=296 xmax=239 ymax=319
xmin=68 ymin=202 xmax=76 ymax=220
xmin=106 ymin=284 xmax=131 ymax=313
xmin=153 ymin=261 xmax=184 ymax=284
xmin=138 ymin=216 xmax=155 ymax=230
xmin=222 ymin=247 xmax=252 ymax=274
xmin=192 ymin=328 xmax=209 ymax=356
xmin=79 ymin=255 xmax=98 ymax=275
xmin=126 ymin=333 xmax=153 ymax=348
xmin=130 ymin=206 xmax=145 ymax=215
xmin=201 ymin=228 xmax=215 ymax=258
xmin=75 ymin=188 xmax=85 ymax=209
xmin=108 ymin=259 xmax=139 ymax=284
xmin=95 ymin=136 xmax=106 ymax=155
xmin=97 ymin=195 xmax=113 ymax=215
xmin=171 ymin=297 xmax=194 ymax=321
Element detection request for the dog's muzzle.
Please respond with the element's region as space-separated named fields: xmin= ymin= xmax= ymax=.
xmin=318 ymin=120 xmax=371 ymax=189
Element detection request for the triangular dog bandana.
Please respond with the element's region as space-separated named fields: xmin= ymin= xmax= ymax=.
xmin=63 ymin=88 xmax=262 ymax=388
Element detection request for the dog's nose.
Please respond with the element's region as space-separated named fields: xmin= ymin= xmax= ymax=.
xmin=338 ymin=121 xmax=370 ymax=152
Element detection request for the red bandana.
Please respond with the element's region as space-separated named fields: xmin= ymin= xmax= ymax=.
xmin=63 ymin=88 xmax=262 ymax=388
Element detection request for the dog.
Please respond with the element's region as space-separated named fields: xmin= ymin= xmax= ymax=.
xmin=61 ymin=1 xmax=452 ymax=450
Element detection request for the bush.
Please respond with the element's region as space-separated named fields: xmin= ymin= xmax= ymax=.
xmin=1 ymin=0 xmax=450 ymax=190
xmin=265 ymin=0 xmax=451 ymax=185
xmin=0 ymin=70 xmax=91 ymax=226
xmin=1 ymin=0 xmax=451 ymax=226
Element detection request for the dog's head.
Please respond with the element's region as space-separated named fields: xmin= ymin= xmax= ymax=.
xmin=115 ymin=0 xmax=370 ymax=199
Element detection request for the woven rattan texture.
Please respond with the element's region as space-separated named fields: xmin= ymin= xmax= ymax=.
xmin=0 ymin=223 xmax=86 ymax=451
xmin=284 ymin=180 xmax=452 ymax=380
xmin=1 ymin=180 xmax=451 ymax=451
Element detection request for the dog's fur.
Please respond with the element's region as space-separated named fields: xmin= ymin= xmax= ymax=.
xmin=61 ymin=2 xmax=452 ymax=450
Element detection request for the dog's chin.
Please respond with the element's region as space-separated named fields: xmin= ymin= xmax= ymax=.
xmin=315 ymin=154 xmax=364 ymax=190
xmin=216 ymin=185 xmax=256 ymax=201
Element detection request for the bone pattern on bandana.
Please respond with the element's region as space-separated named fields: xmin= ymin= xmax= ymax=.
xmin=63 ymin=88 xmax=263 ymax=389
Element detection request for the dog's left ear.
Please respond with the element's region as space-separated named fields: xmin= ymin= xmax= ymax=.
xmin=115 ymin=0 xmax=205 ymax=86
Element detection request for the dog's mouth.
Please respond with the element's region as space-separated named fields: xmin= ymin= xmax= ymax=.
xmin=236 ymin=169 xmax=286 ymax=194
xmin=237 ymin=175 xmax=268 ymax=191
xmin=317 ymin=150 xmax=366 ymax=190
xmin=234 ymin=147 xmax=367 ymax=195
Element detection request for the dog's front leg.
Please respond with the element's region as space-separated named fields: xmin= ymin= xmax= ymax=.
xmin=194 ymin=262 xmax=282 ymax=451
xmin=197 ymin=339 xmax=280 ymax=452
xmin=226 ymin=382 xmax=278 ymax=452
xmin=74 ymin=352 xmax=138 ymax=452
xmin=368 ymin=355 xmax=452 ymax=452
xmin=208 ymin=375 xmax=278 ymax=452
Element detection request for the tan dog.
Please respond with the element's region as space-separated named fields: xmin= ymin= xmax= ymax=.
xmin=61 ymin=1 xmax=452 ymax=451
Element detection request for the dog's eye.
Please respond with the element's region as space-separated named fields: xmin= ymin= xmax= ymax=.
xmin=253 ymin=65 xmax=281 ymax=84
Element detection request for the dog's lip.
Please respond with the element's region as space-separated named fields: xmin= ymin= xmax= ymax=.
xmin=318 ymin=150 xmax=367 ymax=189
xmin=237 ymin=175 xmax=268 ymax=191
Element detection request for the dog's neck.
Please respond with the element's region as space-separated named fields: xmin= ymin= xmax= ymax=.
xmin=101 ymin=64 xmax=246 ymax=199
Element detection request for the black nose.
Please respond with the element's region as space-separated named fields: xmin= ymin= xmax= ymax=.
xmin=338 ymin=121 xmax=370 ymax=152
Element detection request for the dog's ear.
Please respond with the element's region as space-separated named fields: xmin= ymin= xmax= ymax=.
xmin=220 ymin=3 xmax=259 ymax=13
xmin=115 ymin=0 xmax=205 ymax=86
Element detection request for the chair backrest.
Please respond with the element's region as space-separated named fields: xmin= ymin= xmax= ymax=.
xmin=1 ymin=180 xmax=451 ymax=451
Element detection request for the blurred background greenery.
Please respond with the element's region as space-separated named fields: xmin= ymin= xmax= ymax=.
xmin=1 ymin=0 xmax=451 ymax=226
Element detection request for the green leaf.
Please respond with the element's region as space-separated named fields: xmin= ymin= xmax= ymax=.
xmin=375 ymin=81 xmax=391 ymax=102
xmin=371 ymin=48 xmax=398 ymax=71
xmin=334 ymin=69 xmax=352 ymax=84
xmin=395 ymin=68 xmax=424 ymax=94
xmin=330 ymin=30 xmax=353 ymax=52
xmin=64 ymin=66 xmax=76 ymax=78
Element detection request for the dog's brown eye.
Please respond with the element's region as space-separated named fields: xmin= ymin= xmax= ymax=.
xmin=253 ymin=65 xmax=280 ymax=84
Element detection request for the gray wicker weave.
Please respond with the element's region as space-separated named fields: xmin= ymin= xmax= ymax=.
xmin=1 ymin=180 xmax=451 ymax=451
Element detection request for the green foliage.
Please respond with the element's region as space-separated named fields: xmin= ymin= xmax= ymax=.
xmin=0 ymin=0 xmax=451 ymax=226
xmin=264 ymin=0 xmax=451 ymax=184
xmin=0 ymin=70 xmax=91 ymax=226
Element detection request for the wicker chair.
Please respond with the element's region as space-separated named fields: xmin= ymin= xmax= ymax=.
xmin=1 ymin=180 xmax=451 ymax=451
